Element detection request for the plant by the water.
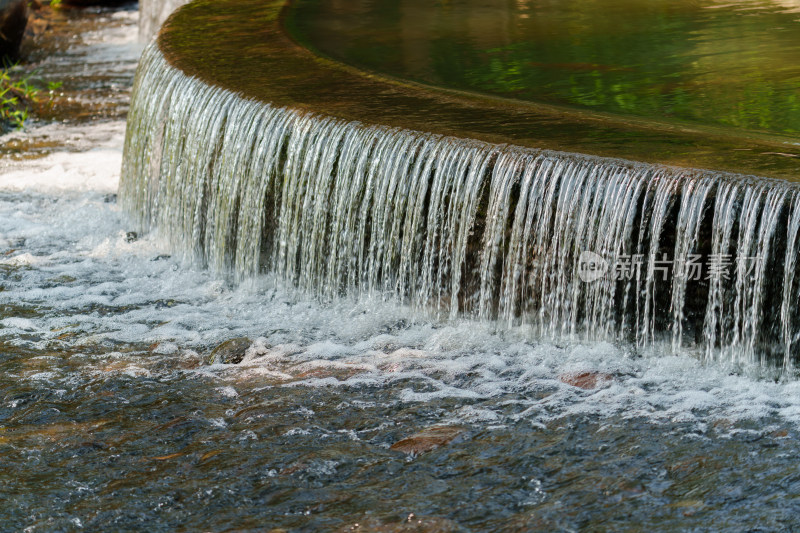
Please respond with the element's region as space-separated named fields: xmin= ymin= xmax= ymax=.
xmin=0 ymin=67 xmax=61 ymax=131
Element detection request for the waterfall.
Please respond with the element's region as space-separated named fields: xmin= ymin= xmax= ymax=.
xmin=121 ymin=43 xmax=800 ymax=371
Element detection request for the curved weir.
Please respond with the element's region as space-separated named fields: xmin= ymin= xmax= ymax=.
xmin=122 ymin=0 xmax=800 ymax=371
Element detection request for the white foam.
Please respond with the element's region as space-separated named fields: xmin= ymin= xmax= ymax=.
xmin=0 ymin=317 xmax=37 ymax=331
xmin=3 ymin=116 xmax=798 ymax=434
xmin=0 ymin=3 xmax=797 ymax=437
xmin=0 ymin=122 xmax=125 ymax=193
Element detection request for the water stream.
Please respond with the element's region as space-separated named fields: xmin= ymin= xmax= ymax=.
xmin=3 ymin=2 xmax=800 ymax=531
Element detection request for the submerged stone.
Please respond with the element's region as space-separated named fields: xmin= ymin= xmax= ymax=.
xmin=559 ymin=372 xmax=614 ymax=390
xmin=206 ymin=337 xmax=252 ymax=365
xmin=390 ymin=426 xmax=465 ymax=455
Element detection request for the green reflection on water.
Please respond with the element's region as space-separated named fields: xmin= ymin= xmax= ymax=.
xmin=290 ymin=0 xmax=800 ymax=136
xmin=159 ymin=0 xmax=800 ymax=178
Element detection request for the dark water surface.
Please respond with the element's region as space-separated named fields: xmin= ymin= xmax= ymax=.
xmin=289 ymin=0 xmax=800 ymax=137
xmin=3 ymin=3 xmax=800 ymax=532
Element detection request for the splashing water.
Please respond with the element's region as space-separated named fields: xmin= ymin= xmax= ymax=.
xmin=121 ymin=43 xmax=800 ymax=372
xmin=11 ymin=6 xmax=800 ymax=531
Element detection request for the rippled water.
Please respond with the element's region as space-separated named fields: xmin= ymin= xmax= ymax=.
xmin=3 ymin=3 xmax=800 ymax=531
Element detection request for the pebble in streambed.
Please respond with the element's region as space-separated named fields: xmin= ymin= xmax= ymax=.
xmin=390 ymin=426 xmax=466 ymax=456
xmin=205 ymin=337 xmax=253 ymax=365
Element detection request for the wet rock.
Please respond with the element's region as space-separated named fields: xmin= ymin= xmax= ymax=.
xmin=176 ymin=351 xmax=202 ymax=370
xmin=206 ymin=337 xmax=252 ymax=365
xmin=559 ymin=371 xmax=613 ymax=389
xmin=125 ymin=231 xmax=137 ymax=243
xmin=0 ymin=0 xmax=27 ymax=61
xmin=390 ymin=426 xmax=464 ymax=455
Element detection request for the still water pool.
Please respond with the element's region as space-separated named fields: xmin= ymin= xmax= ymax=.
xmin=2 ymin=3 xmax=800 ymax=531
xmin=289 ymin=0 xmax=800 ymax=137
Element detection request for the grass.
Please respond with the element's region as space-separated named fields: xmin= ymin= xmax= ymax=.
xmin=0 ymin=66 xmax=62 ymax=131
xmin=0 ymin=69 xmax=35 ymax=129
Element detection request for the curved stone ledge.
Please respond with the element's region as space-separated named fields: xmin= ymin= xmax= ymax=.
xmin=121 ymin=37 xmax=800 ymax=368
xmin=121 ymin=0 xmax=800 ymax=368
xmin=154 ymin=0 xmax=799 ymax=180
